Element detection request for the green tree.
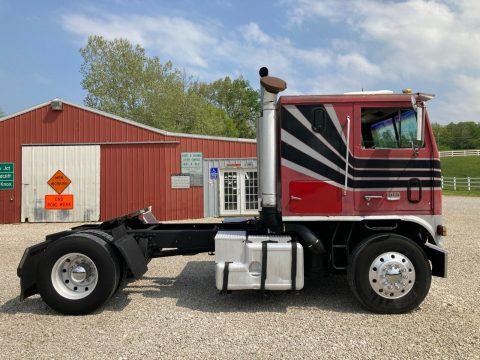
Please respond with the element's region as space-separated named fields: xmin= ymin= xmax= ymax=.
xmin=0 ymin=108 xmax=4 ymax=117
xmin=192 ymin=76 xmax=260 ymax=138
xmin=432 ymin=122 xmax=480 ymax=150
xmin=80 ymin=36 xmax=238 ymax=137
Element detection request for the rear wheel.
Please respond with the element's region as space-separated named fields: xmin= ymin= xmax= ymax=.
xmin=347 ymin=233 xmax=431 ymax=314
xmin=37 ymin=233 xmax=120 ymax=315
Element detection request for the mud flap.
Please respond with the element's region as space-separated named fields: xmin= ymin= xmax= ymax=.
xmin=17 ymin=242 xmax=48 ymax=300
xmin=111 ymin=225 xmax=148 ymax=278
xmin=423 ymin=242 xmax=448 ymax=278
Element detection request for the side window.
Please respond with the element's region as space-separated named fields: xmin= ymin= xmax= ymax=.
xmin=361 ymin=107 xmax=417 ymax=149
xmin=312 ymin=108 xmax=326 ymax=133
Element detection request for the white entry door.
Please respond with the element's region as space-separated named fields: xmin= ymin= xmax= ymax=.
xmin=21 ymin=145 xmax=100 ymax=222
xmin=219 ymin=169 xmax=259 ymax=216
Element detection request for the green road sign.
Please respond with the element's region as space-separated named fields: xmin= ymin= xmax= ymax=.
xmin=0 ymin=162 xmax=14 ymax=190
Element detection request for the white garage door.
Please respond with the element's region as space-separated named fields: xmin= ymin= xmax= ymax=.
xmin=21 ymin=145 xmax=100 ymax=222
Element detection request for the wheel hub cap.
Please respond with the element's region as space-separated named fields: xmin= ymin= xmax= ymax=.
xmin=71 ymin=265 xmax=87 ymax=283
xmin=369 ymin=251 xmax=415 ymax=299
xmin=51 ymin=253 xmax=98 ymax=300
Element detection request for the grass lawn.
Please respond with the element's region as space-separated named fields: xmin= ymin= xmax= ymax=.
xmin=442 ymin=189 xmax=480 ymax=197
xmin=440 ymin=156 xmax=480 ymax=177
xmin=440 ymin=156 xmax=480 ymax=195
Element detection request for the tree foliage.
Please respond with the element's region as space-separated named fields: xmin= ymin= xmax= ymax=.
xmin=192 ymin=77 xmax=260 ymax=138
xmin=0 ymin=108 xmax=4 ymax=117
xmin=432 ymin=122 xmax=480 ymax=150
xmin=80 ymin=36 xmax=259 ymax=138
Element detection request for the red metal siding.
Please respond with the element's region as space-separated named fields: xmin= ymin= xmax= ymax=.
xmin=0 ymin=103 xmax=256 ymax=223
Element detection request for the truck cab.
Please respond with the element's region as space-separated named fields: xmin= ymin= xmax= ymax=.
xmin=279 ymin=93 xmax=443 ymax=245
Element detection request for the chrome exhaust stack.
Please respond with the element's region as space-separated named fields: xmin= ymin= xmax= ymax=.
xmin=257 ymin=67 xmax=286 ymax=228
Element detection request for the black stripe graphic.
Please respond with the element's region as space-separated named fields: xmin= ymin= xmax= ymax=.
xmin=282 ymin=142 xmax=441 ymax=189
xmin=282 ymin=142 xmax=346 ymax=185
xmin=282 ymin=107 xmax=346 ymax=169
xmin=352 ymin=158 xmax=441 ymax=169
xmin=289 ymin=105 xmax=347 ymax=157
xmin=354 ymin=179 xmax=441 ymax=189
xmin=281 ymin=105 xmax=441 ymax=172
xmin=354 ymin=169 xmax=441 ymax=178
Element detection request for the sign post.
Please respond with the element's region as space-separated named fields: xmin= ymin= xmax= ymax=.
xmin=0 ymin=162 xmax=14 ymax=190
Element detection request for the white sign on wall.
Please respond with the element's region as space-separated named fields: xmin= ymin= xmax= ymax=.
xmin=171 ymin=175 xmax=191 ymax=189
xmin=181 ymin=152 xmax=203 ymax=175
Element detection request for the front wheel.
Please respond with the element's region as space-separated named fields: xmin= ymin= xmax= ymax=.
xmin=37 ymin=233 xmax=120 ymax=315
xmin=347 ymin=233 xmax=431 ymax=314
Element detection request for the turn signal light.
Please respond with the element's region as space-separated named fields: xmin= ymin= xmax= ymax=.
xmin=437 ymin=225 xmax=447 ymax=236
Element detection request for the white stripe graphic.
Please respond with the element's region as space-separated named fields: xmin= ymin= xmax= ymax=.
xmin=284 ymin=105 xmax=346 ymax=161
xmin=281 ymin=158 xmax=345 ymax=189
xmin=281 ymin=129 xmax=351 ymax=178
xmin=282 ymin=129 xmax=440 ymax=180
xmin=324 ymin=104 xmax=347 ymax=143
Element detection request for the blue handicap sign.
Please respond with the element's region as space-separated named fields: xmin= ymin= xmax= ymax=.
xmin=210 ymin=167 xmax=219 ymax=180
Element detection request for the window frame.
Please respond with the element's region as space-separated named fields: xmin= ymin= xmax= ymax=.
xmin=360 ymin=106 xmax=420 ymax=150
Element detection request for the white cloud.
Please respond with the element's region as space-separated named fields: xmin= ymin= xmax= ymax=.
xmin=61 ymin=13 xmax=340 ymax=89
xmin=61 ymin=2 xmax=480 ymax=123
xmin=435 ymin=74 xmax=480 ymax=122
xmin=283 ymin=0 xmax=480 ymax=123
xmin=61 ymin=12 xmax=374 ymax=95
xmin=62 ymin=13 xmax=218 ymax=68
xmin=337 ymin=53 xmax=382 ymax=78
xmin=285 ymin=0 xmax=480 ymax=75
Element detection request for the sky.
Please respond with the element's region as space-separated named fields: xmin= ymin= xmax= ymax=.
xmin=1 ymin=0 xmax=479 ymax=124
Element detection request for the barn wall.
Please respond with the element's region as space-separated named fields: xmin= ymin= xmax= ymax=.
xmin=0 ymin=102 xmax=256 ymax=223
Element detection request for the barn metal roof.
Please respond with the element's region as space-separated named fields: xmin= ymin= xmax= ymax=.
xmin=0 ymin=99 xmax=256 ymax=143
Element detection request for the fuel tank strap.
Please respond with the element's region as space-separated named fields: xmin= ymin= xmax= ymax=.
xmin=221 ymin=262 xmax=231 ymax=294
xmin=291 ymin=241 xmax=297 ymax=291
xmin=261 ymin=242 xmax=268 ymax=293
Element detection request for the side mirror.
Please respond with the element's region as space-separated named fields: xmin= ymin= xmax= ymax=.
xmin=411 ymin=95 xmax=426 ymax=146
xmin=416 ymin=103 xmax=425 ymax=144
xmin=411 ymin=93 xmax=434 ymax=146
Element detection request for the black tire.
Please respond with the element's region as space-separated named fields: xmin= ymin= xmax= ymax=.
xmin=80 ymin=230 xmax=128 ymax=292
xmin=37 ymin=233 xmax=120 ymax=315
xmin=347 ymin=233 xmax=431 ymax=314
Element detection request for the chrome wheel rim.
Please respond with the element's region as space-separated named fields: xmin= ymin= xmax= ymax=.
xmin=51 ymin=253 xmax=98 ymax=300
xmin=369 ymin=251 xmax=415 ymax=299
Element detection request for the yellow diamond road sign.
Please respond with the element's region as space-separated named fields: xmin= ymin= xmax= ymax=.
xmin=47 ymin=170 xmax=72 ymax=195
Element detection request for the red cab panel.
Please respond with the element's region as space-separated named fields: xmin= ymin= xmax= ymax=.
xmin=289 ymin=181 xmax=342 ymax=214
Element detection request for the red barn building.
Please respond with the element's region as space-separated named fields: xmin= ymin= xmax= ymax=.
xmin=0 ymin=99 xmax=257 ymax=223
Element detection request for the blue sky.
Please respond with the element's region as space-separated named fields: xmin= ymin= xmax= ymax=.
xmin=1 ymin=0 xmax=479 ymax=124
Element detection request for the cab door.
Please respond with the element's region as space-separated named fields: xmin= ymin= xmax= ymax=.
xmin=353 ymin=102 xmax=434 ymax=213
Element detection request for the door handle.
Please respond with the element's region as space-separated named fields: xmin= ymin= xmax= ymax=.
xmin=290 ymin=195 xmax=302 ymax=201
xmin=364 ymin=195 xmax=383 ymax=201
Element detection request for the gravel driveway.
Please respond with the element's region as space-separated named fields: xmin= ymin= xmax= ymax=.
xmin=0 ymin=196 xmax=479 ymax=359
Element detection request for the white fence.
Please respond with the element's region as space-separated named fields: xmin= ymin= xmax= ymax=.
xmin=439 ymin=149 xmax=480 ymax=157
xmin=441 ymin=176 xmax=480 ymax=191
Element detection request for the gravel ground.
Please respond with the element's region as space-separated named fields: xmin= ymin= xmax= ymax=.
xmin=0 ymin=197 xmax=479 ymax=359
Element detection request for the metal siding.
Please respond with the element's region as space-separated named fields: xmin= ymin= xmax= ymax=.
xmin=0 ymin=102 xmax=256 ymax=223
xmin=203 ymin=158 xmax=257 ymax=217
xmin=21 ymin=145 xmax=100 ymax=222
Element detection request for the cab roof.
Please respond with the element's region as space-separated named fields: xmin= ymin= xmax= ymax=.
xmin=279 ymin=93 xmax=433 ymax=105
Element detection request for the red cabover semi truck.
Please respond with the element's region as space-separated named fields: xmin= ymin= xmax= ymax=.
xmin=17 ymin=68 xmax=447 ymax=315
